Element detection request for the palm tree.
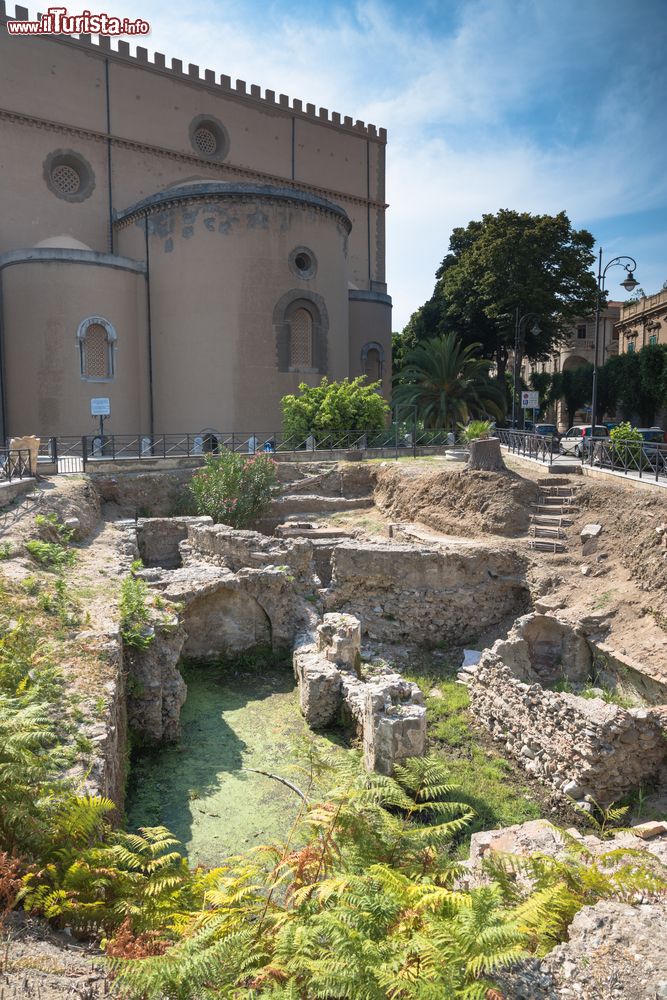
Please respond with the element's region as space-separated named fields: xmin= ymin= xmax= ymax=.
xmin=393 ymin=333 xmax=506 ymax=430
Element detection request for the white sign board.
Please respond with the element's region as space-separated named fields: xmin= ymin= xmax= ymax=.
xmin=90 ymin=397 xmax=110 ymax=416
xmin=521 ymin=391 xmax=539 ymax=409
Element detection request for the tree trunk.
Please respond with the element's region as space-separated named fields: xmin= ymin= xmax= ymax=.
xmin=467 ymin=437 xmax=506 ymax=471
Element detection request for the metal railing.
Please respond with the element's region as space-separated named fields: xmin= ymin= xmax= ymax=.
xmin=496 ymin=429 xmax=667 ymax=483
xmin=34 ymin=429 xmax=454 ymax=470
xmin=495 ymin=429 xmax=556 ymax=465
xmin=585 ymin=437 xmax=667 ymax=482
xmin=0 ymin=448 xmax=32 ymax=482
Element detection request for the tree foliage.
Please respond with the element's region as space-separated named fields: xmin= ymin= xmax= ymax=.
xmin=393 ymin=334 xmax=506 ymax=430
xmin=396 ymin=210 xmax=598 ymax=384
xmin=281 ymin=377 xmax=389 ymax=443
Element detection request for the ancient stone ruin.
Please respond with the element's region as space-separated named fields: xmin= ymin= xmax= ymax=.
xmin=294 ymin=612 xmax=426 ymax=774
xmin=462 ymin=612 xmax=666 ymax=805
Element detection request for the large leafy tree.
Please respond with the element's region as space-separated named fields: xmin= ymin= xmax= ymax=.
xmin=393 ymin=333 xmax=506 ymax=430
xmin=397 ymin=210 xmax=598 ymax=385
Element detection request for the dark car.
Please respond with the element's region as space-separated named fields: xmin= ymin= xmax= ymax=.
xmin=637 ymin=428 xmax=667 ymax=462
xmin=534 ymin=423 xmax=560 ymax=443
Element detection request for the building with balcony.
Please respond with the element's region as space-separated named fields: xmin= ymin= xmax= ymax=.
xmin=519 ymin=304 xmax=621 ymax=429
xmin=616 ymin=289 xmax=667 ymax=354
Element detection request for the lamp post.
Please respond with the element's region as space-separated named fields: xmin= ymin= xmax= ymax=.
xmin=590 ymin=250 xmax=639 ymax=432
xmin=511 ymin=309 xmax=541 ymax=428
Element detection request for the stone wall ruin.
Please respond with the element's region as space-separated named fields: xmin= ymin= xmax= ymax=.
xmin=463 ymin=613 xmax=666 ymax=804
xmin=293 ymin=612 xmax=426 ymax=774
xmin=324 ymin=540 xmax=529 ymax=645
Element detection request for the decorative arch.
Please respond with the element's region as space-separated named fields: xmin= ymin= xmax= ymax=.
xmin=562 ymin=354 xmax=588 ymax=372
xmin=273 ymin=289 xmax=328 ymax=374
xmin=361 ymin=340 xmax=385 ymax=382
xmin=76 ymin=316 xmax=116 ymax=380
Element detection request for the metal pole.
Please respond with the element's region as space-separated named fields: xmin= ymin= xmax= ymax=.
xmin=591 ymin=247 xmax=603 ymax=434
xmin=511 ymin=307 xmax=519 ymax=428
xmin=413 ymin=404 xmax=417 ymax=458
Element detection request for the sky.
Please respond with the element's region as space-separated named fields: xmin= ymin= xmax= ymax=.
xmin=37 ymin=0 xmax=667 ymax=328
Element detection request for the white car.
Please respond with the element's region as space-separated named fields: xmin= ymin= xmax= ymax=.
xmin=559 ymin=425 xmax=609 ymax=458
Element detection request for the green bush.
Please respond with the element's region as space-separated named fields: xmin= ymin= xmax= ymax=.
xmin=35 ymin=513 xmax=75 ymax=545
xmin=26 ymin=514 xmax=76 ymax=569
xmin=188 ymin=448 xmax=277 ymax=527
xmin=609 ymin=421 xmax=645 ymax=468
xmin=25 ymin=539 xmax=75 ymax=569
xmin=281 ymin=376 xmax=389 ymax=445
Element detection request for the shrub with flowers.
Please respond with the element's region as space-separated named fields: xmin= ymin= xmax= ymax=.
xmin=188 ymin=449 xmax=277 ymax=528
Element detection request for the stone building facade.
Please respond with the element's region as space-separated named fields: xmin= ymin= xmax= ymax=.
xmin=0 ymin=3 xmax=392 ymax=440
xmin=520 ymin=304 xmax=621 ymax=429
xmin=616 ymin=289 xmax=667 ymax=354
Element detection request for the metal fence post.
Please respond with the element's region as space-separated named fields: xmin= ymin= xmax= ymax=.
xmin=81 ymin=436 xmax=88 ymax=471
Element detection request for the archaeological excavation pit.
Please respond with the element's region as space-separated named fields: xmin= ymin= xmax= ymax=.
xmin=95 ymin=459 xmax=667 ymax=858
xmin=119 ymin=510 xmax=535 ymax=858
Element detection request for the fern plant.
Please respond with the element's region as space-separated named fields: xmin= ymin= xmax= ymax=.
xmin=119 ymin=574 xmax=155 ymax=650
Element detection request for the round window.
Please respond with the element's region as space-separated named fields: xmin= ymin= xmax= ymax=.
xmin=193 ymin=126 xmax=218 ymax=156
xmin=189 ymin=116 xmax=229 ymax=160
xmin=43 ymin=150 xmax=95 ymax=202
xmin=289 ymin=246 xmax=317 ymax=279
xmin=51 ymin=163 xmax=81 ymax=195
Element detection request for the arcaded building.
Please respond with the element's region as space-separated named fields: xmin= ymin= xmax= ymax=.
xmin=0 ymin=3 xmax=391 ymax=440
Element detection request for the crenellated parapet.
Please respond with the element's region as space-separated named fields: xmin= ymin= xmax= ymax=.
xmin=0 ymin=2 xmax=387 ymax=143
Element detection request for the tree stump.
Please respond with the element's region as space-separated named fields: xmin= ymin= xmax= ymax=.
xmin=467 ymin=437 xmax=506 ymax=471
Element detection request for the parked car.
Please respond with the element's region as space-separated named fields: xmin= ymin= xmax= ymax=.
xmin=559 ymin=425 xmax=609 ymax=458
xmin=635 ymin=428 xmax=667 ymax=465
xmin=637 ymin=427 xmax=667 ymax=448
xmin=533 ymin=423 xmax=561 ymax=445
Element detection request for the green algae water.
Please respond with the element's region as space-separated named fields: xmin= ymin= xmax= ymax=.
xmin=125 ymin=657 xmax=313 ymax=867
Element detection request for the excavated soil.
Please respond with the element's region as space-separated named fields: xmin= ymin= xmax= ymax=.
xmin=373 ymin=462 xmax=540 ymax=537
xmin=576 ymin=480 xmax=667 ymax=599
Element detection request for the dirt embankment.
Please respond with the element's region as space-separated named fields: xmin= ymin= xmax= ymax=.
xmin=576 ymin=481 xmax=667 ymax=606
xmin=373 ymin=464 xmax=540 ymax=538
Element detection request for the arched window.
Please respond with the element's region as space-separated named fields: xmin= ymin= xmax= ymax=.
xmin=274 ymin=290 xmax=328 ymax=374
xmin=361 ymin=341 xmax=385 ymax=383
xmin=290 ymin=308 xmax=313 ymax=369
xmin=365 ymin=348 xmax=382 ymax=381
xmin=77 ymin=317 xmax=116 ymax=380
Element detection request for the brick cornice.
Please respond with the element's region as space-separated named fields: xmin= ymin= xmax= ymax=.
xmin=0 ymin=105 xmax=388 ymax=212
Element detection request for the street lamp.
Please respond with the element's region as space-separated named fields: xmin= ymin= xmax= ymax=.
xmin=590 ymin=250 xmax=639 ymax=432
xmin=511 ymin=310 xmax=541 ymax=428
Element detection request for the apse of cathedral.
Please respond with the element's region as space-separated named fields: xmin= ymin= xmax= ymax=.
xmin=0 ymin=2 xmax=391 ymax=438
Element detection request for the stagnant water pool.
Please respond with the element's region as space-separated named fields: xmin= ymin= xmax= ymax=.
xmin=125 ymin=657 xmax=315 ymax=866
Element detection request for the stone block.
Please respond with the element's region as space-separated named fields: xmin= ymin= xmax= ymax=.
xmin=581 ymin=523 xmax=602 ymax=541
